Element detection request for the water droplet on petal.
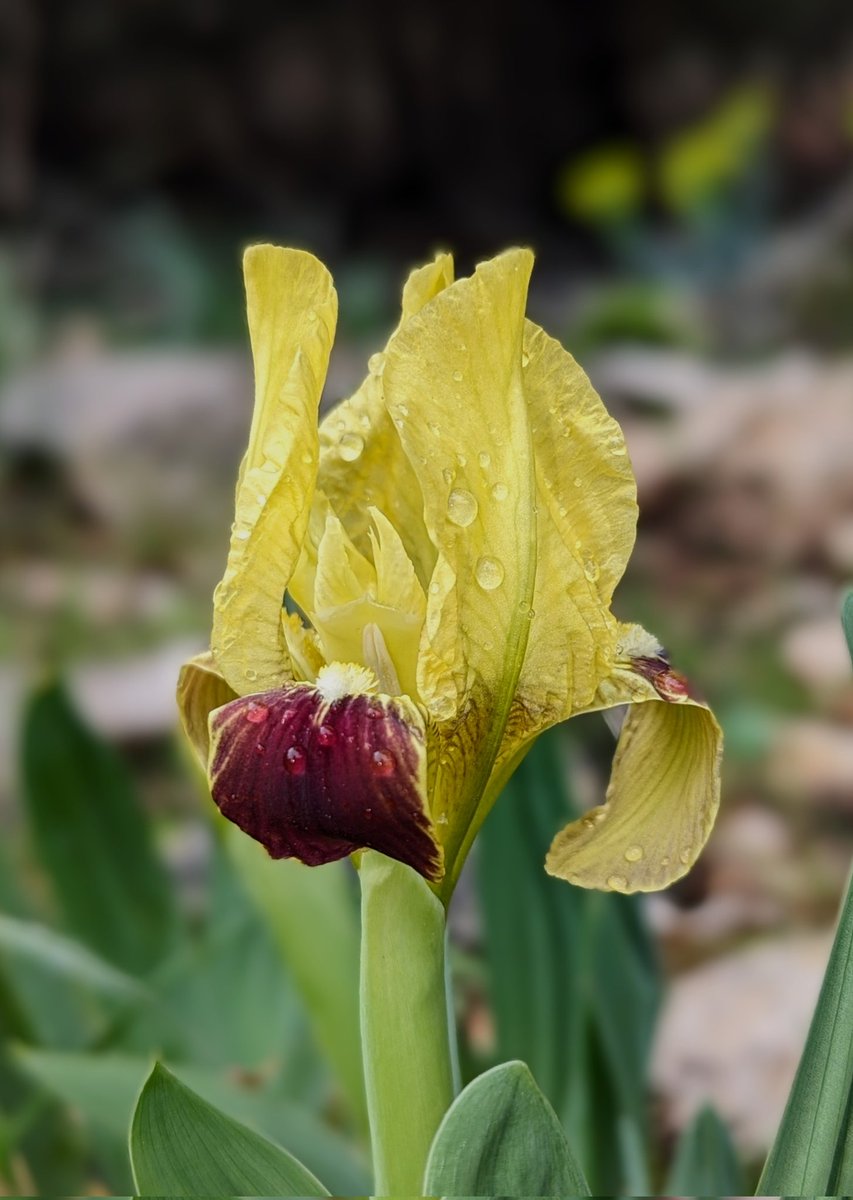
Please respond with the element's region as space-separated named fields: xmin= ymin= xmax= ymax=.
xmin=368 ymin=352 xmax=385 ymax=375
xmin=255 ymin=741 xmax=266 ymax=755
xmin=245 ymin=701 xmax=269 ymax=724
xmin=428 ymin=422 xmax=441 ymax=437
xmin=573 ymin=476 xmax=583 ymax=488
xmin=447 ymin=488 xmax=478 ymax=527
xmin=624 ymin=845 xmax=644 ymax=862
xmin=339 ymin=432 xmax=364 ymax=461
xmin=660 ymin=855 xmax=671 ymax=866
xmin=679 ymin=849 xmax=691 ymax=865
xmin=371 ymin=749 xmax=395 ymax=776
xmin=284 ymin=745 xmax=306 ymax=775
xmin=478 ymin=450 xmax=491 ymax=469
xmin=452 ymin=369 xmax=463 ymax=383
xmin=245 ymin=668 xmax=258 ymax=682
xmin=491 ymin=482 xmax=508 ymax=501
xmin=306 ymin=308 xmax=317 ymax=322
xmin=235 ymin=528 xmax=250 ymax=540
xmin=442 ymin=467 xmax=455 ymax=484
xmin=607 ymin=873 xmax=628 ymax=891
xmin=521 ymin=350 xmax=530 ymax=368
xmin=317 ymin=724 xmax=336 ymax=747
xmin=301 ymin=450 xmax=314 ymax=465
xmin=475 ymin=556 xmax=504 ymax=590
xmin=456 ymin=453 xmax=467 ymax=467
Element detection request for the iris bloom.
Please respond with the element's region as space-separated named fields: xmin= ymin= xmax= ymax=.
xmin=178 ymin=246 xmax=721 ymax=901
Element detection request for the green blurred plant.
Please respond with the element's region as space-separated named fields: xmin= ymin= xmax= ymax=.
xmin=4 ymin=596 xmax=853 ymax=1194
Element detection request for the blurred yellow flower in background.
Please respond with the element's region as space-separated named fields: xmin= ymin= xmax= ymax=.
xmin=178 ymin=245 xmax=721 ymax=901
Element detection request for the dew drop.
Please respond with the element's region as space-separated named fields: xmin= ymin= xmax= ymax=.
xmin=478 ymin=450 xmax=491 ymax=469
xmin=447 ymin=488 xmax=478 ymax=527
xmin=365 ymin=703 xmax=384 ymax=720
xmin=245 ymin=668 xmax=258 ymax=682
xmin=254 ymin=741 xmax=266 ymax=755
xmin=235 ymin=528 xmax=250 ymax=540
xmin=607 ymin=873 xmax=628 ymax=891
xmin=521 ymin=350 xmax=530 ymax=368
xmin=456 ymin=453 xmax=468 ymax=467
xmin=429 ymin=580 xmax=440 ymax=595
xmin=339 ymin=432 xmax=364 ymax=461
xmin=306 ymin=308 xmax=317 ymax=322
xmin=371 ymin=749 xmax=395 ymax=777
xmin=573 ymin=476 xmax=583 ymax=488
xmin=491 ymin=482 xmax=508 ymax=501
xmin=284 ymin=745 xmax=306 ymax=775
xmin=428 ymin=422 xmax=441 ymax=437
xmin=475 ymin=556 xmax=505 ymax=590
xmin=317 ymin=724 xmax=336 ymax=747
xmin=679 ymin=849 xmax=691 ymax=865
xmin=624 ymin=844 xmax=644 ymax=862
xmin=660 ymin=855 xmax=671 ymax=866
xmin=368 ymin=352 xmax=385 ymax=375
xmin=301 ymin=450 xmax=314 ymax=465
xmin=245 ymin=701 xmax=269 ymax=724
xmin=452 ymin=369 xmax=463 ymax=383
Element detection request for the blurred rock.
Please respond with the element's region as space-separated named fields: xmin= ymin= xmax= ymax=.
xmin=766 ymin=717 xmax=853 ymax=803
xmin=71 ymin=637 xmax=205 ymax=740
xmin=782 ymin=614 xmax=853 ymax=692
xmin=652 ymin=932 xmax=831 ymax=1154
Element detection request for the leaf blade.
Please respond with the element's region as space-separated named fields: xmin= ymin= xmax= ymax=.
xmin=423 ymin=1060 xmax=590 ymax=1196
xmin=130 ymin=1063 xmax=329 ymax=1196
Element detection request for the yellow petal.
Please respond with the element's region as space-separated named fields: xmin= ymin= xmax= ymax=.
xmin=497 ymin=320 xmax=637 ymax=755
xmin=368 ymin=506 xmax=426 ymax=618
xmin=211 ymin=246 xmax=337 ymax=695
xmin=313 ymin=511 xmax=376 ymax=612
xmin=177 ymin=651 xmax=238 ymax=765
xmin=281 ymin=611 xmax=326 ymax=683
xmin=317 ymin=253 xmax=454 ymax=585
xmin=381 ymin=249 xmax=537 ymax=871
xmin=545 ymin=636 xmax=722 ymax=893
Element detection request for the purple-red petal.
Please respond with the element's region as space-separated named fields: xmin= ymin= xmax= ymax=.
xmin=208 ymin=685 xmax=443 ymax=881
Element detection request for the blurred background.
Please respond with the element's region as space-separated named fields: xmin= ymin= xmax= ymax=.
xmin=3 ymin=0 xmax=853 ymax=1192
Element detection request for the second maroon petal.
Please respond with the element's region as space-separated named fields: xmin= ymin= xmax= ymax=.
xmin=208 ymin=684 xmax=443 ymax=881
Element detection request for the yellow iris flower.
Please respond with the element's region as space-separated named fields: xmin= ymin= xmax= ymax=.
xmin=177 ymin=245 xmax=721 ymax=902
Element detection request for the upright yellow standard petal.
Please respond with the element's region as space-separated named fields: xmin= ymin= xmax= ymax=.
xmin=317 ymin=253 xmax=454 ymax=585
xmin=381 ymin=249 xmax=537 ymax=872
xmin=497 ymin=320 xmax=638 ymax=761
xmin=211 ymin=247 xmax=337 ymax=695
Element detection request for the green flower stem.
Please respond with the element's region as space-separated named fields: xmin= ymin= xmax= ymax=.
xmin=359 ymin=851 xmax=456 ymax=1196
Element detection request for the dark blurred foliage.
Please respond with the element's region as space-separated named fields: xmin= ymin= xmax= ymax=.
xmin=4 ymin=0 xmax=853 ymax=270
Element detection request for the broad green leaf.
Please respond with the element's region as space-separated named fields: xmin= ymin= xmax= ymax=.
xmin=130 ymin=1063 xmax=329 ymax=1196
xmin=478 ymin=722 xmax=660 ymax=1193
xmin=423 ymin=1060 xmax=590 ymax=1195
xmin=758 ymin=866 xmax=853 ymax=1195
xmin=21 ymin=682 xmax=177 ymax=973
xmin=843 ymin=590 xmax=853 ymax=666
xmin=225 ymin=825 xmax=366 ymax=1127
xmin=0 ymin=915 xmax=150 ymax=1005
xmin=15 ymin=1047 xmax=369 ymax=1195
xmin=665 ymin=1104 xmax=742 ymax=1196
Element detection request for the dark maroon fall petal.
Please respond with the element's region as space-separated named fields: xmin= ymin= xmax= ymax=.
xmin=208 ymin=684 xmax=443 ymax=881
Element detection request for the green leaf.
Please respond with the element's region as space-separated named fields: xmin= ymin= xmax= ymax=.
xmin=843 ymin=591 xmax=853 ymax=667
xmin=0 ymin=915 xmax=150 ymax=1005
xmin=130 ymin=1063 xmax=329 ymax=1196
xmin=423 ymin=1060 xmax=590 ymax=1195
xmin=15 ymin=1048 xmax=369 ymax=1195
xmin=758 ymin=866 xmax=853 ymax=1195
xmin=21 ymin=682 xmax=177 ymax=973
xmin=477 ymin=723 xmax=661 ymax=1193
xmin=665 ymin=1104 xmax=742 ymax=1196
xmin=224 ymin=825 xmax=366 ymax=1127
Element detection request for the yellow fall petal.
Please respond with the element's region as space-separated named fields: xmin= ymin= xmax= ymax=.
xmin=545 ymin=626 xmax=722 ymax=892
xmin=211 ymin=246 xmax=337 ymax=695
xmin=177 ymin=651 xmax=238 ymax=765
xmin=317 ymin=252 xmax=454 ymax=584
